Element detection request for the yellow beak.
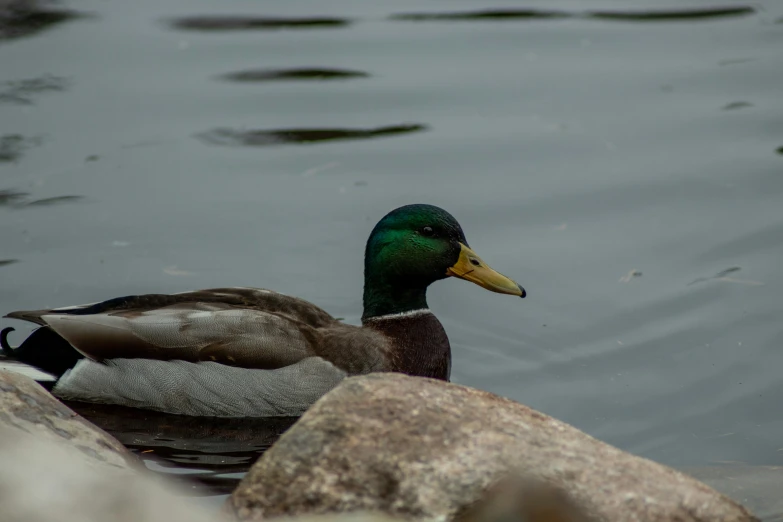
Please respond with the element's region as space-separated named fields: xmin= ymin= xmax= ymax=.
xmin=446 ymin=243 xmax=526 ymax=297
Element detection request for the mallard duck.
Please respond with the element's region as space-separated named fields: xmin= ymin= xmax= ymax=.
xmin=1 ymin=204 xmax=524 ymax=417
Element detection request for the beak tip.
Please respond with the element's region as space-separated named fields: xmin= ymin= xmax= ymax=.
xmin=518 ymin=285 xmax=527 ymax=298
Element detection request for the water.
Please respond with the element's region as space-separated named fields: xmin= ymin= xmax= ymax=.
xmin=2 ymin=0 xmax=783 ymax=514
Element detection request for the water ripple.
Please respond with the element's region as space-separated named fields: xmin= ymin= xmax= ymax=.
xmin=218 ymin=68 xmax=369 ymax=83
xmin=22 ymin=195 xmax=84 ymax=207
xmin=390 ymin=9 xmax=569 ymax=21
xmin=391 ymin=6 xmax=755 ymax=23
xmin=0 ymin=190 xmax=84 ymax=208
xmin=0 ymin=4 xmax=82 ymax=41
xmin=195 ymin=124 xmax=427 ymax=147
xmin=0 ymin=75 xmax=68 ymax=105
xmin=587 ymin=6 xmax=754 ymax=22
xmin=0 ymin=190 xmax=28 ymax=206
xmin=168 ymin=15 xmax=351 ymax=31
xmin=67 ymin=401 xmax=297 ymax=496
xmin=722 ymin=101 xmax=753 ymax=111
xmin=0 ymin=135 xmax=41 ymax=163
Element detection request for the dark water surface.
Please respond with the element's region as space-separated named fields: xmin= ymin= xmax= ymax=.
xmin=2 ymin=0 xmax=783 ymax=512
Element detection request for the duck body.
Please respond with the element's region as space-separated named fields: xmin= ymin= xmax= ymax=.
xmin=2 ymin=204 xmax=523 ymax=417
xmin=3 ymin=288 xmax=450 ymax=416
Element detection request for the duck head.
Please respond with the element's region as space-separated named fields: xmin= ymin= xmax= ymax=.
xmin=362 ymin=204 xmax=525 ymax=320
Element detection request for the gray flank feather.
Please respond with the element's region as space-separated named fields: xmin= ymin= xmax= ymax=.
xmin=53 ymin=357 xmax=347 ymax=417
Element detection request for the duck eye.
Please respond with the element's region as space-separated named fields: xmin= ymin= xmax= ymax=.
xmin=420 ymin=226 xmax=434 ymax=237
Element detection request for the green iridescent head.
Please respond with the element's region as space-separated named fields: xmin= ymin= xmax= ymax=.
xmin=362 ymin=204 xmax=525 ymax=320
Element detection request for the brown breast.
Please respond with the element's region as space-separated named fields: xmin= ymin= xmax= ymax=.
xmin=362 ymin=310 xmax=451 ymax=381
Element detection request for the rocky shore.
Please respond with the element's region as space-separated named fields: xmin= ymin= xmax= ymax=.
xmin=1 ymin=369 xmax=774 ymax=522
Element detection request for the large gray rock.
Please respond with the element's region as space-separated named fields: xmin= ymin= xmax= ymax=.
xmin=0 ymin=370 xmax=219 ymax=522
xmin=0 ymin=425 xmax=222 ymax=522
xmin=454 ymin=475 xmax=592 ymax=522
xmin=0 ymin=369 xmax=136 ymax=469
xmin=229 ymin=373 xmax=758 ymax=522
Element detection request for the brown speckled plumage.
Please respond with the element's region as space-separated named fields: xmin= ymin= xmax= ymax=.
xmin=3 ymin=287 xmax=448 ymax=380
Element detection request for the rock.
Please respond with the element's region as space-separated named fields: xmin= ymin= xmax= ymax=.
xmin=686 ymin=466 xmax=783 ymax=522
xmin=0 ymin=370 xmax=136 ymax=469
xmin=454 ymin=475 xmax=592 ymax=522
xmin=0 ymin=424 xmax=221 ymax=522
xmin=229 ymin=373 xmax=758 ymax=522
xmin=0 ymin=370 xmax=219 ymax=522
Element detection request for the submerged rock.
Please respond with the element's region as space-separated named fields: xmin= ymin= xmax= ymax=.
xmin=229 ymin=373 xmax=758 ymax=522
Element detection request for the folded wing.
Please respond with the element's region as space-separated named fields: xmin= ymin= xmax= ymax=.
xmin=5 ymin=288 xmax=336 ymax=370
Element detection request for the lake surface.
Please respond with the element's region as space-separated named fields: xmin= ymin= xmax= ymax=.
xmin=2 ymin=0 xmax=783 ymax=513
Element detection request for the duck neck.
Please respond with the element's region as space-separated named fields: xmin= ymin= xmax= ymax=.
xmin=362 ymin=273 xmax=450 ymax=381
xmin=361 ymin=277 xmax=429 ymax=321
xmin=361 ymin=307 xmax=451 ymax=381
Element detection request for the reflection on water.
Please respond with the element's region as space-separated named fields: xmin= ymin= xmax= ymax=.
xmin=168 ymin=15 xmax=351 ymax=31
xmin=391 ymin=6 xmax=755 ymax=23
xmin=219 ymin=68 xmax=369 ymax=83
xmin=0 ymin=135 xmax=41 ymax=163
xmin=196 ymin=124 xmax=427 ymax=147
xmin=587 ymin=7 xmax=755 ymax=22
xmin=0 ymin=75 xmax=68 ymax=105
xmin=67 ymin=402 xmax=297 ymax=495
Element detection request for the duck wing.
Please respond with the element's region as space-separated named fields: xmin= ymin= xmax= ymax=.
xmin=4 ymin=287 xmax=337 ymax=370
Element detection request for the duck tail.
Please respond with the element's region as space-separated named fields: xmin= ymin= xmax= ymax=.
xmin=1 ymin=327 xmax=15 ymax=355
